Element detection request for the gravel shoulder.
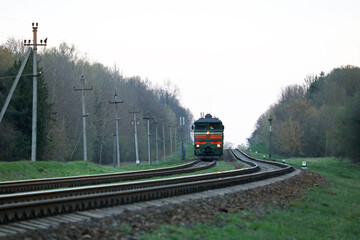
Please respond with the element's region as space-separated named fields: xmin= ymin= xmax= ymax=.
xmin=4 ymin=169 xmax=325 ymax=240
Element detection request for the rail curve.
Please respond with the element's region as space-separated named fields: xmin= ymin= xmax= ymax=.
xmin=0 ymin=149 xmax=294 ymax=223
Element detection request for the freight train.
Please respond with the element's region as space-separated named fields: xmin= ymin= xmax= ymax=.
xmin=192 ymin=113 xmax=224 ymax=160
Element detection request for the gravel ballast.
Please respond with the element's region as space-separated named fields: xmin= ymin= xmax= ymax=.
xmin=3 ymin=169 xmax=324 ymax=240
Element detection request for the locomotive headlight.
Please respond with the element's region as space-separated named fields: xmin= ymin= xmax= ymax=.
xmin=207 ymin=131 xmax=210 ymax=135
xmin=196 ymin=144 xmax=200 ymax=148
xmin=217 ymin=144 xmax=221 ymax=148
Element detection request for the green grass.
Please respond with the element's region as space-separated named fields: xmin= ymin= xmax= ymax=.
xmin=0 ymin=144 xmax=198 ymax=182
xmin=0 ymin=158 xmax=197 ymax=182
xmin=0 ymin=148 xmax=238 ymax=182
xmin=247 ymin=142 xmax=267 ymax=155
xmin=142 ymin=157 xmax=360 ymax=240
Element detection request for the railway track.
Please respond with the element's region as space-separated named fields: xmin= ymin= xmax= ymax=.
xmin=0 ymin=149 xmax=297 ymax=237
xmin=0 ymin=160 xmax=212 ymax=194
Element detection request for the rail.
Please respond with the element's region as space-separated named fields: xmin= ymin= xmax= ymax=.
xmin=0 ymin=149 xmax=294 ymax=223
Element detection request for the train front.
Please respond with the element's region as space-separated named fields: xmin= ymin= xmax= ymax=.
xmin=192 ymin=114 xmax=224 ymax=160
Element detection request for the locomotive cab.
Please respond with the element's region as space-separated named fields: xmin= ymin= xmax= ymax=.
xmin=193 ymin=114 xmax=224 ymax=160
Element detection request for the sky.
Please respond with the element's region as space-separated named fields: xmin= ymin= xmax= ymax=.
xmin=1 ymin=0 xmax=360 ymax=146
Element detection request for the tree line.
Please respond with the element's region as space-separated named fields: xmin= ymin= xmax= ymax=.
xmin=247 ymin=65 xmax=360 ymax=162
xmin=0 ymin=39 xmax=193 ymax=163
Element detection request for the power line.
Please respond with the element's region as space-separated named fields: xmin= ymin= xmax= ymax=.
xmin=0 ymin=15 xmax=30 ymax=23
xmin=0 ymin=72 xmax=41 ymax=80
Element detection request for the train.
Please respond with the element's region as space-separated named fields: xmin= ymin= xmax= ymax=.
xmin=192 ymin=113 xmax=224 ymax=160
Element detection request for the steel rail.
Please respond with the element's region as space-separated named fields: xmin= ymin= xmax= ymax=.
xmin=0 ymin=159 xmax=261 ymax=204
xmin=0 ymin=160 xmax=203 ymax=194
xmin=0 ymin=149 xmax=294 ymax=223
xmin=0 ymin=161 xmax=219 ymax=204
xmin=232 ymin=148 xmax=290 ymax=168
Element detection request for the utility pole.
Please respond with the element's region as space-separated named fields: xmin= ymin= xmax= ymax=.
xmin=162 ymin=122 xmax=166 ymax=161
xmin=113 ymin=133 xmax=116 ymax=168
xmin=109 ymin=92 xmax=123 ymax=168
xmin=174 ymin=126 xmax=177 ymax=154
xmin=74 ymin=75 xmax=93 ymax=161
xmin=179 ymin=116 xmax=185 ymax=160
xmin=168 ymin=124 xmax=174 ymax=157
xmin=268 ymin=115 xmax=273 ymax=161
xmin=143 ymin=113 xmax=153 ymax=166
xmin=153 ymin=120 xmax=159 ymax=164
xmin=24 ymin=23 xmax=47 ymax=161
xmin=130 ymin=108 xmax=141 ymax=164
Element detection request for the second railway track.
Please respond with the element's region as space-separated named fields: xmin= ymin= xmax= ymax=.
xmin=0 ymin=160 xmax=213 ymax=194
xmin=0 ymin=149 xmax=295 ymax=224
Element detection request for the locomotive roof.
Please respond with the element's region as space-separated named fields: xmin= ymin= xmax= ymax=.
xmin=194 ymin=114 xmax=222 ymax=124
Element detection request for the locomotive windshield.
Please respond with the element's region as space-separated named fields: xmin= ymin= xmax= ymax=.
xmin=195 ymin=123 xmax=222 ymax=130
xmin=210 ymin=123 xmax=222 ymax=129
xmin=195 ymin=123 xmax=208 ymax=130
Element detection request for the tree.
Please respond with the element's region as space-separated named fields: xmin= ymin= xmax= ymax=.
xmin=274 ymin=119 xmax=303 ymax=156
xmin=335 ymin=92 xmax=360 ymax=162
xmin=1 ymin=40 xmax=194 ymax=162
xmin=0 ymin=53 xmax=52 ymax=161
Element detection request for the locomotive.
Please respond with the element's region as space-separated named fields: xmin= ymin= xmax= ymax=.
xmin=192 ymin=113 xmax=224 ymax=160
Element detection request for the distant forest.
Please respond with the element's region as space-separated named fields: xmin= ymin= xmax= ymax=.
xmin=248 ymin=65 xmax=360 ymax=163
xmin=0 ymin=38 xmax=193 ymax=163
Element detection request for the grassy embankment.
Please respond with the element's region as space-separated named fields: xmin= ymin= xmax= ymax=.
xmin=0 ymin=146 xmax=237 ymax=181
xmin=0 ymin=144 xmax=191 ymax=181
xmin=143 ymin=154 xmax=360 ymax=240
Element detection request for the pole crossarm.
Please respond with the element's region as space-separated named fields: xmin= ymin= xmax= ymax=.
xmin=23 ymin=23 xmax=47 ymax=49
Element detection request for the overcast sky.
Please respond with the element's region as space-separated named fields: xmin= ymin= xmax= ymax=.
xmin=1 ymin=0 xmax=360 ymax=145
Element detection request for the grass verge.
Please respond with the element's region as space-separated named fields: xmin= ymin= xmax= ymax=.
xmin=0 ymin=149 xmax=238 ymax=182
xmin=0 ymin=157 xmax=195 ymax=182
xmin=142 ymin=157 xmax=360 ymax=240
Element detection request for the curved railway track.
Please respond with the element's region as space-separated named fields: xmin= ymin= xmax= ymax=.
xmin=0 ymin=160 xmax=213 ymax=194
xmin=0 ymin=149 xmax=294 ymax=225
